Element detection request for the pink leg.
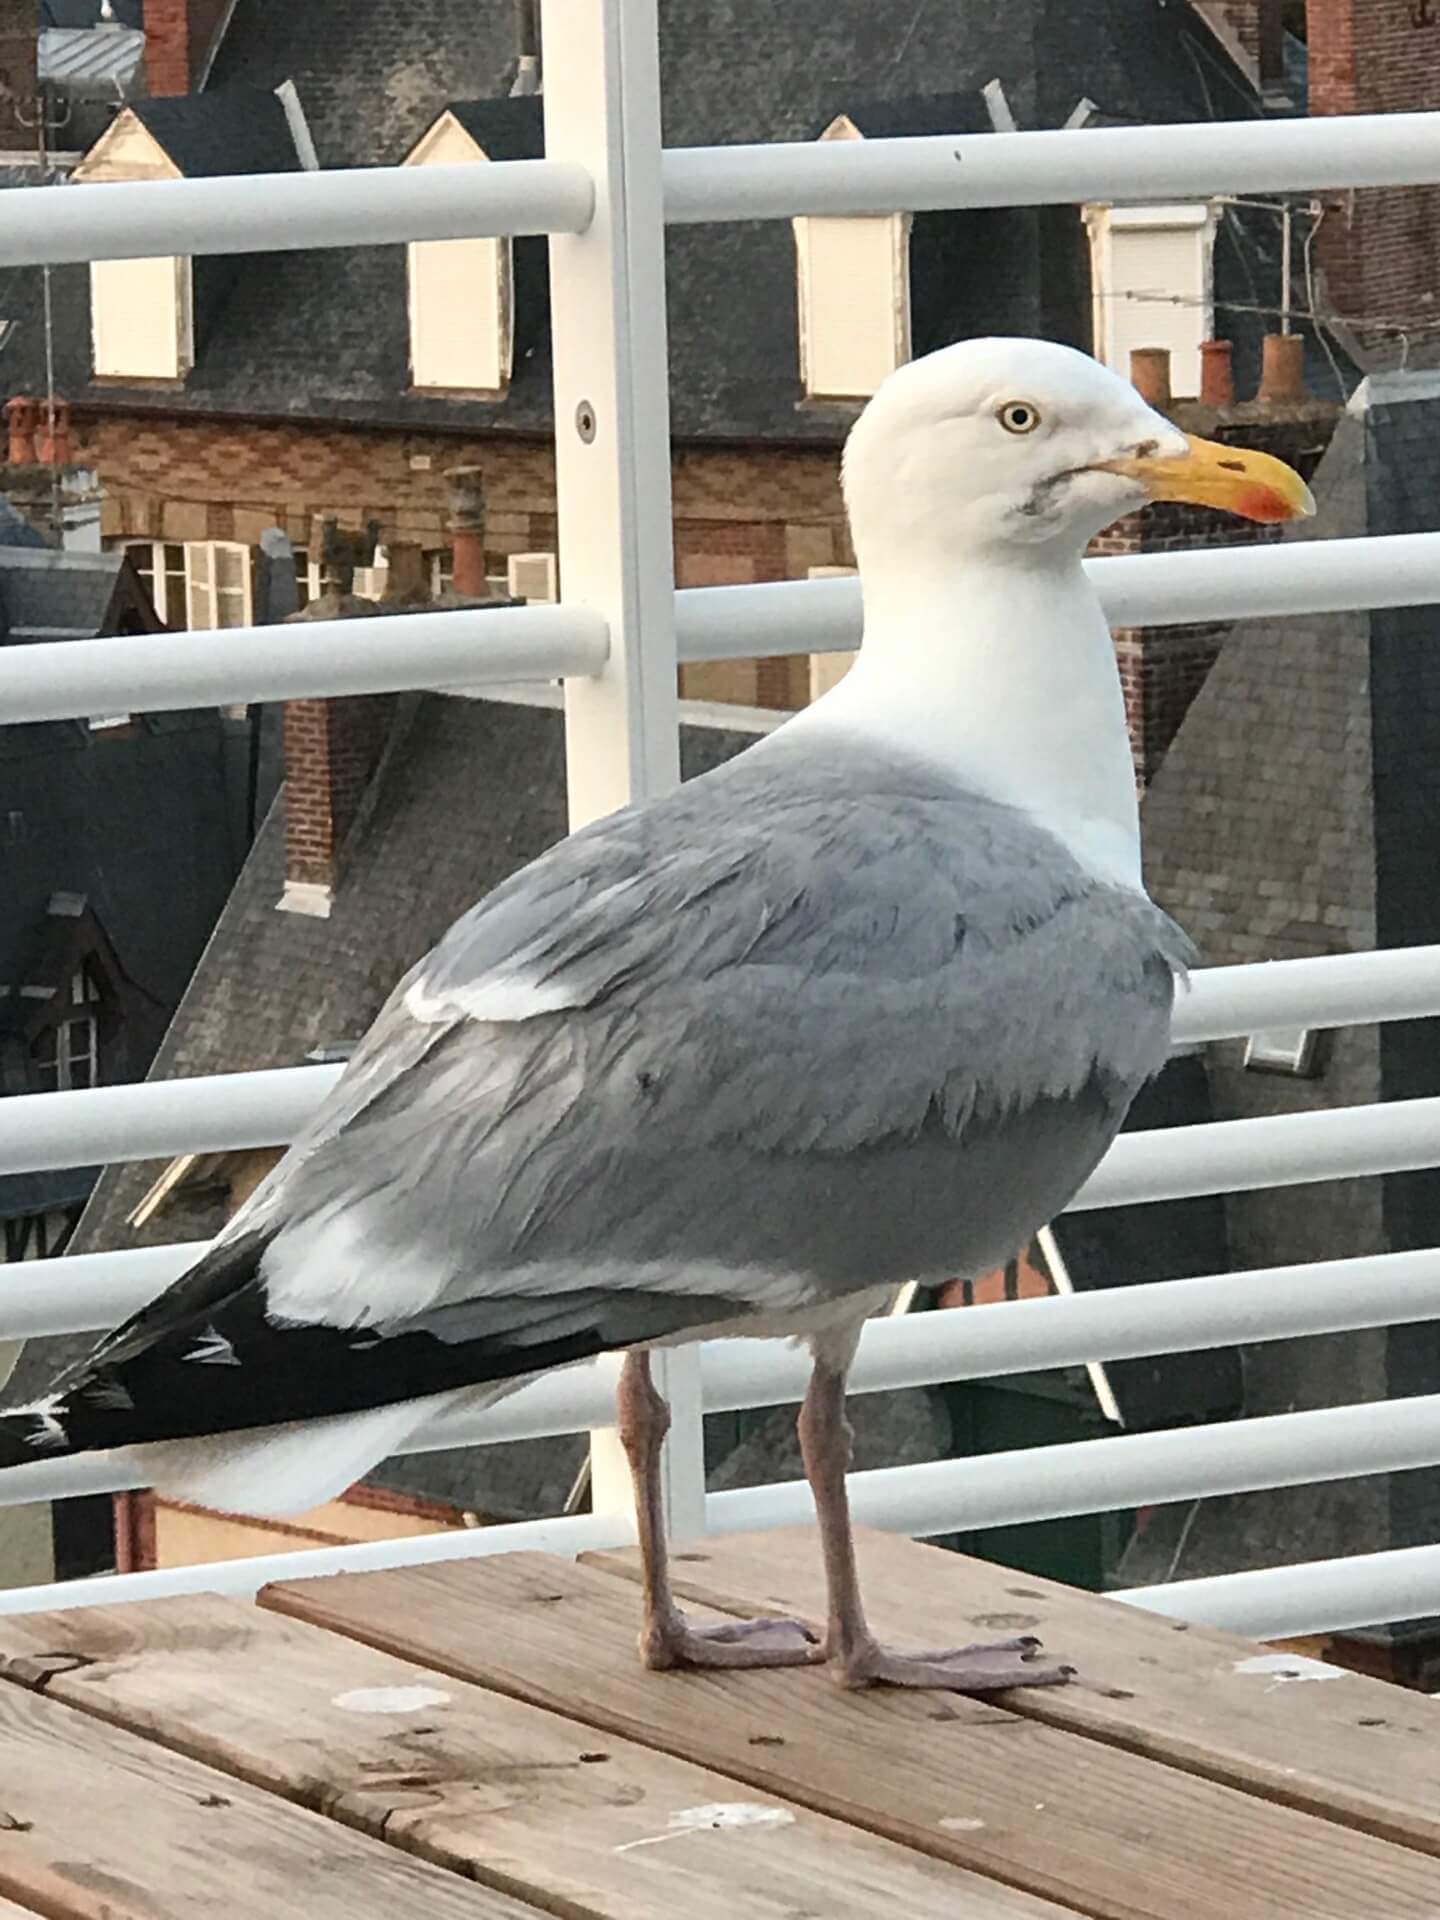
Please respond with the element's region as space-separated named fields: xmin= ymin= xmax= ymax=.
xmin=797 ymin=1347 xmax=1074 ymax=1693
xmin=617 ymin=1351 xmax=818 ymax=1672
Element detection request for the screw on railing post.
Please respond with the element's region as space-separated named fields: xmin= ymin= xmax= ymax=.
xmin=542 ymin=0 xmax=707 ymax=1544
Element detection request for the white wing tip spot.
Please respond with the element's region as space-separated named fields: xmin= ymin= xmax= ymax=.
xmin=187 ymin=1328 xmax=242 ymax=1366
xmin=12 ymin=1399 xmax=69 ymax=1451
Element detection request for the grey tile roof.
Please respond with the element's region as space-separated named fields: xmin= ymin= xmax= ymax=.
xmin=0 ymin=548 xmax=128 ymax=641
xmin=0 ymin=497 xmax=51 ymax=551
xmin=0 ymin=712 xmax=253 ymax=1066
xmin=42 ymin=2 xmax=142 ymax=26
xmin=129 ymin=88 xmax=301 ymax=179
xmin=0 ymin=0 xmax=1302 ymax=446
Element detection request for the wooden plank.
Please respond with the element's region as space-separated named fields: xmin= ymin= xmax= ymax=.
xmin=586 ymin=1527 xmax=1440 ymax=1854
xmin=0 ymin=1679 xmax=534 ymax=1920
xmin=0 ymin=1597 xmax=1066 ymax=1920
xmin=264 ymin=1547 xmax=1440 ymax=1920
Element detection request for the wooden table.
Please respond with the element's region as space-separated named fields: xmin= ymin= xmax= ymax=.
xmin=0 ymin=1527 xmax=1437 ymax=1919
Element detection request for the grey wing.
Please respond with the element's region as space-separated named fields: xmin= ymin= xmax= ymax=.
xmin=236 ymin=751 xmax=1193 ymax=1349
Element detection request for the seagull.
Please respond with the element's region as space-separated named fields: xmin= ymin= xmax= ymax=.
xmin=0 ymin=339 xmax=1312 ymax=1691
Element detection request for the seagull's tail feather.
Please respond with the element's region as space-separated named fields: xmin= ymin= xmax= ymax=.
xmin=0 ymin=1225 xmax=521 ymax=1517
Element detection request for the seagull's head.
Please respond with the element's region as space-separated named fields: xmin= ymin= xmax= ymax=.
xmin=842 ymin=336 xmax=1315 ymax=565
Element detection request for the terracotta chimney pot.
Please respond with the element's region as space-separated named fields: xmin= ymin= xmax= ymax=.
xmin=1258 ymin=333 xmax=1306 ymax=404
xmin=447 ymin=465 xmax=488 ymax=597
xmin=37 ymin=397 xmax=71 ymax=467
xmin=4 ymin=395 xmax=37 ymax=467
xmin=1199 ymin=339 xmax=1235 ymax=409
xmin=1129 ymin=347 xmax=1173 ymax=412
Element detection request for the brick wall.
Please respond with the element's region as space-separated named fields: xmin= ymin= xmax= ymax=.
xmin=79 ymin=409 xmax=850 ymax=711
xmin=1309 ymin=0 xmax=1440 ymax=360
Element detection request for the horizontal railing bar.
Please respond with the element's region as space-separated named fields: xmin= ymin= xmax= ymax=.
xmin=0 ymin=161 xmax=595 ymax=268
xmin=1 ymin=950 xmax=1435 ymax=1181
xmin=706 ymin=1390 xmax=1440 ymax=1542
xmin=0 ymin=605 xmax=608 ymax=726
xmin=7 ymin=535 xmax=1438 ymax=728
xmin=3 ymin=1080 xmax=1436 ymax=1228
xmin=676 ymin=535 xmax=1440 ymax=665
xmin=1072 ymin=1095 xmax=1440 ymax=1211
xmin=1171 ymin=945 xmax=1440 ymax=1046
xmin=664 ymin=113 xmax=1440 ymax=223
xmin=0 ymin=1507 xmax=640 ymax=1614
xmin=13 ymin=1239 xmax=1440 ymax=1422
xmin=0 ymin=1071 xmax=341 ymax=1183
xmin=1118 ymin=1539 xmax=1440 ymax=1638
xmin=9 ymin=1387 xmax=1440 ymax=1617
xmin=701 ymin=1246 xmax=1440 ymax=1415
xmin=9 ymin=1244 xmax=1440 ymax=1498
xmin=8 ymin=115 xmax=1440 ymax=273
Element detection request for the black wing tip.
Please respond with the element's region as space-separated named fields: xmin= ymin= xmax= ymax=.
xmin=0 ymin=1403 xmax=74 ymax=1473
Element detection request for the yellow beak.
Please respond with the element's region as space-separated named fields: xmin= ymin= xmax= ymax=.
xmin=1096 ymin=434 xmax=1316 ymax=524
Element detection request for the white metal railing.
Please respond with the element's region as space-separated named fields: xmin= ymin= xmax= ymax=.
xmin=4 ymin=1 xmax=1440 ymax=1638
xmin=4 ymin=943 xmax=1439 ymax=1176
xmin=6 ymin=534 xmax=1440 ymax=724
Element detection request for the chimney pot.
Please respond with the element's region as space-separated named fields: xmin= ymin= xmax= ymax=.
xmin=1258 ymin=332 xmax=1306 ymax=404
xmin=37 ymin=397 xmax=71 ymax=468
xmin=1129 ymin=347 xmax=1173 ymax=412
xmin=1199 ymin=339 xmax=1235 ymax=409
xmin=447 ymin=465 xmax=488 ymax=597
xmin=4 ymin=395 xmax=37 ymax=466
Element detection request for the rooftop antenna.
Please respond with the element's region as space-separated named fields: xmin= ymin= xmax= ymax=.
xmin=9 ymin=85 xmax=71 ymax=539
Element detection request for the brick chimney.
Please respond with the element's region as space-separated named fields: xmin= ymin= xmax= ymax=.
xmin=144 ymin=0 xmax=231 ymax=96
xmin=1308 ymin=0 xmax=1440 ymax=361
xmin=279 ymin=592 xmax=396 ymax=916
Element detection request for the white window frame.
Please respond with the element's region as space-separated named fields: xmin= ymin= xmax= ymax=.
xmin=33 ymin=970 xmax=101 ymax=1093
xmin=184 ymin=540 xmax=254 ymax=632
xmin=115 ymin=537 xmax=188 ymax=628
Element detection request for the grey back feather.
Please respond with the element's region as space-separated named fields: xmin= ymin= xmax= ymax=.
xmin=235 ymin=736 xmax=1194 ymax=1332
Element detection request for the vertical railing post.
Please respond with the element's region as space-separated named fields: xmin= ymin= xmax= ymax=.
xmin=541 ymin=0 xmax=708 ymax=1542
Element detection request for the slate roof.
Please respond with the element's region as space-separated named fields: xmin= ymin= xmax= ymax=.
xmin=126 ymin=88 xmax=302 ymax=179
xmin=0 ymin=547 xmax=159 ymax=642
xmin=0 ymin=498 xmax=50 ymax=550
xmin=41 ymin=2 xmax=143 ymax=27
xmin=0 ymin=0 xmax=1305 ymax=446
xmin=0 ymin=713 xmax=252 ymax=1053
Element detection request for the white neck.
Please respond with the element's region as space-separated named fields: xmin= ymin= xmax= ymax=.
xmin=781 ymin=547 xmax=1143 ymax=892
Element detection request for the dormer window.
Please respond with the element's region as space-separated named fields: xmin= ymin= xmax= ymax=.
xmin=1083 ymin=202 xmax=1221 ymax=401
xmin=72 ymin=88 xmax=302 ymax=384
xmin=404 ymin=110 xmax=514 ymax=395
xmin=793 ymin=116 xmax=911 ymax=402
xmin=33 ymin=968 xmax=101 ymax=1092
xmin=73 ymin=111 xmax=193 ymax=381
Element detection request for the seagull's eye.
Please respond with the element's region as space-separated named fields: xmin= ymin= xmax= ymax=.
xmin=998 ymin=401 xmax=1042 ymax=436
